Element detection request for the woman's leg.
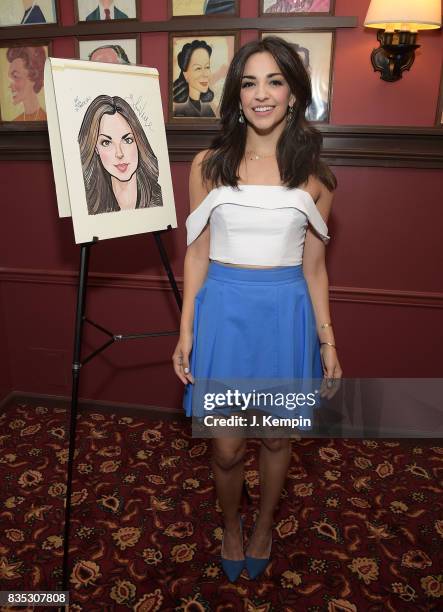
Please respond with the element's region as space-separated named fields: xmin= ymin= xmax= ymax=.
xmin=246 ymin=437 xmax=291 ymax=557
xmin=211 ymin=436 xmax=247 ymax=560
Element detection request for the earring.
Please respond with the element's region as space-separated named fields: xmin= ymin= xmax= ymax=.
xmin=238 ymin=107 xmax=245 ymax=124
xmin=287 ymin=105 xmax=294 ymax=123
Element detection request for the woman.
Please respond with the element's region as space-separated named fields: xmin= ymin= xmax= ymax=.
xmin=7 ymin=46 xmax=47 ymax=121
xmin=172 ymin=36 xmax=342 ymax=582
xmin=173 ymin=40 xmax=216 ymax=118
xmin=78 ymin=95 xmax=163 ymax=215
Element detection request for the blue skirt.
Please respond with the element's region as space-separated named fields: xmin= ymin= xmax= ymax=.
xmin=183 ymin=261 xmax=323 ymax=421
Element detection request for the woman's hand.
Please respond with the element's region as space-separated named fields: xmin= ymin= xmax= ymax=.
xmin=172 ymin=333 xmax=195 ymax=385
xmin=319 ymin=345 xmax=342 ymax=399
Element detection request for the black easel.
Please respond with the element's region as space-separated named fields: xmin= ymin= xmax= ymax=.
xmin=61 ymin=228 xmax=181 ymax=596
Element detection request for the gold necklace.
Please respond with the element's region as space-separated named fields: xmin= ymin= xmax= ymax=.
xmin=246 ymin=149 xmax=276 ymax=161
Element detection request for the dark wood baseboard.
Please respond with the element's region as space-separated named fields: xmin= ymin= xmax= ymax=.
xmin=1 ymin=390 xmax=186 ymax=421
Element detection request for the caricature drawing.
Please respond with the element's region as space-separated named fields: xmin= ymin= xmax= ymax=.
xmin=264 ymin=0 xmax=330 ymax=12
xmin=78 ymin=94 xmax=163 ymax=215
xmin=85 ymin=0 xmax=128 ymax=21
xmin=7 ymin=46 xmax=47 ymax=121
xmin=291 ymin=43 xmax=328 ymax=122
xmin=89 ymin=44 xmax=130 ymax=64
xmin=21 ymin=0 xmax=46 ymax=24
xmin=173 ymin=40 xmax=215 ymax=118
xmin=204 ymin=0 xmax=235 ymax=14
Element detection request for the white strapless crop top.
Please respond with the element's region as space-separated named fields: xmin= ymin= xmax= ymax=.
xmin=185 ymin=184 xmax=330 ymax=266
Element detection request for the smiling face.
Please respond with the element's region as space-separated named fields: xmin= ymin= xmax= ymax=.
xmin=183 ymin=47 xmax=211 ymax=99
xmin=8 ymin=58 xmax=34 ymax=105
xmin=240 ymin=51 xmax=295 ymax=131
xmin=95 ymin=112 xmax=139 ymax=182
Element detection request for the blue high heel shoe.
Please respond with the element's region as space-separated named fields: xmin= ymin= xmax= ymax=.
xmin=245 ymin=524 xmax=273 ymax=579
xmin=221 ymin=516 xmax=245 ymax=582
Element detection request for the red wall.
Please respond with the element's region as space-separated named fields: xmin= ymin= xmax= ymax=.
xmin=332 ymin=1 xmax=443 ymax=126
xmin=0 ymin=285 xmax=12 ymax=401
xmin=1 ymin=0 xmax=442 ymax=409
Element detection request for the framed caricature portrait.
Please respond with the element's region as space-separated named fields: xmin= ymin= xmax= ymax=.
xmin=77 ymin=36 xmax=140 ymax=65
xmin=262 ymin=32 xmax=334 ymax=123
xmin=170 ymin=32 xmax=237 ymax=122
xmin=75 ymin=0 xmax=138 ymax=22
xmin=170 ymin=0 xmax=238 ymax=17
xmin=0 ymin=41 xmax=50 ymax=123
xmin=0 ymin=0 xmax=58 ymax=26
xmin=261 ymin=0 xmax=334 ymax=15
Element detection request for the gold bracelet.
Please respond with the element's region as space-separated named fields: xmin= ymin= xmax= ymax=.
xmin=320 ymin=342 xmax=337 ymax=349
xmin=321 ymin=322 xmax=333 ymax=329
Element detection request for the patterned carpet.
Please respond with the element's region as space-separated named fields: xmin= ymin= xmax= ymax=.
xmin=0 ymin=398 xmax=442 ymax=611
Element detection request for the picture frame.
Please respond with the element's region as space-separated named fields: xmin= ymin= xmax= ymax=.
xmin=45 ymin=58 xmax=177 ymax=243
xmin=260 ymin=0 xmax=335 ymax=16
xmin=169 ymin=31 xmax=238 ymax=123
xmin=0 ymin=0 xmax=58 ymax=27
xmin=0 ymin=40 xmax=52 ymax=124
xmin=76 ymin=35 xmax=141 ymax=65
xmin=261 ymin=31 xmax=335 ymax=123
xmin=169 ymin=0 xmax=239 ymax=18
xmin=75 ymin=0 xmax=139 ymax=23
xmin=435 ymin=64 xmax=443 ymax=128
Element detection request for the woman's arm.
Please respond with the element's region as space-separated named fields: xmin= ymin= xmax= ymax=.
xmin=173 ymin=149 xmax=211 ymax=384
xmin=302 ymin=182 xmax=342 ymax=383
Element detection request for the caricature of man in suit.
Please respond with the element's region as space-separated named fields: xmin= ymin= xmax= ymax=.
xmin=203 ymin=0 xmax=235 ymax=14
xmin=86 ymin=0 xmax=128 ymax=21
xmin=20 ymin=0 xmax=46 ymax=24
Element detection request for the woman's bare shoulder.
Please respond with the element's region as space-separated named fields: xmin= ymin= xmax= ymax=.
xmin=189 ymin=149 xmax=213 ymax=213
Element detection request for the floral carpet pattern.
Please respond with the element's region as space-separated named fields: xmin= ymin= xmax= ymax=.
xmin=0 ymin=399 xmax=442 ymax=611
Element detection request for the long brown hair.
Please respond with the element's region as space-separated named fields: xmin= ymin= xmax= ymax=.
xmin=201 ymin=36 xmax=337 ymax=191
xmin=78 ymin=95 xmax=162 ymax=215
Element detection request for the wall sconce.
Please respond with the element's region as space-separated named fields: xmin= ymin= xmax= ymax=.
xmin=364 ymin=0 xmax=442 ymax=82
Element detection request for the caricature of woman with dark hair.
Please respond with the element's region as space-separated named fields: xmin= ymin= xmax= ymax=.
xmin=173 ymin=40 xmax=216 ymax=118
xmin=78 ymin=95 xmax=163 ymax=215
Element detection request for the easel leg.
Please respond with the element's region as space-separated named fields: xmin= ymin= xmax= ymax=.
xmin=61 ymin=243 xmax=91 ymax=599
xmin=153 ymin=231 xmax=182 ymax=311
xmin=58 ymin=232 xmax=179 ymax=605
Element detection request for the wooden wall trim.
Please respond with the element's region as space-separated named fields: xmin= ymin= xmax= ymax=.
xmin=0 ymin=16 xmax=357 ymax=41
xmin=1 ymin=125 xmax=442 ymax=167
xmin=2 ymin=392 xmax=184 ymax=419
xmin=167 ymin=124 xmax=443 ymax=167
xmin=1 ymin=267 xmax=442 ymax=309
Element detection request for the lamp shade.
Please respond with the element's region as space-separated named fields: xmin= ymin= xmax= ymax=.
xmin=364 ymin=0 xmax=442 ymax=31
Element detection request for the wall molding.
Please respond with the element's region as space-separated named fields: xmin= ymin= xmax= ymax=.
xmin=0 ymin=16 xmax=357 ymax=41
xmin=167 ymin=124 xmax=443 ymax=167
xmin=1 ymin=124 xmax=442 ymax=167
xmin=1 ymin=391 xmax=184 ymax=419
xmin=1 ymin=266 xmax=442 ymax=309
